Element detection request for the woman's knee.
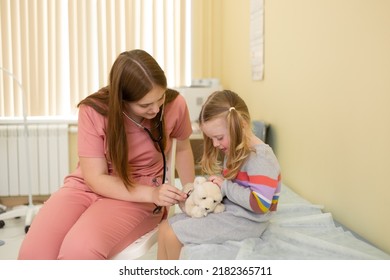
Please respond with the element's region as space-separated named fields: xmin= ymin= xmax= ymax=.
xmin=58 ymin=244 xmax=104 ymax=259
xmin=58 ymin=232 xmax=107 ymax=260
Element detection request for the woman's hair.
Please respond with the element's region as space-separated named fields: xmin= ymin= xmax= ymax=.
xmin=198 ymin=90 xmax=253 ymax=179
xmin=78 ymin=49 xmax=178 ymax=188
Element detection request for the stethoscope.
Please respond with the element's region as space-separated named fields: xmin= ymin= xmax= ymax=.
xmin=123 ymin=105 xmax=165 ymax=214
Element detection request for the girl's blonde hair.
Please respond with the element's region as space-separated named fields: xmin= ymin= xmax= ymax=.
xmin=198 ymin=90 xmax=253 ymax=179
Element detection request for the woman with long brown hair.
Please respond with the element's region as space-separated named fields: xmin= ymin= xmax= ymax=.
xmin=18 ymin=49 xmax=195 ymax=259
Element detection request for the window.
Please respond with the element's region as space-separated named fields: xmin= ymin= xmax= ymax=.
xmin=0 ymin=0 xmax=192 ymax=117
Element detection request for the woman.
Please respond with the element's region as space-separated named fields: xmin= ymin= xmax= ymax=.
xmin=18 ymin=49 xmax=195 ymax=259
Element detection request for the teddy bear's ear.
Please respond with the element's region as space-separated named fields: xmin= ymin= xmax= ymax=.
xmin=194 ymin=176 xmax=207 ymax=185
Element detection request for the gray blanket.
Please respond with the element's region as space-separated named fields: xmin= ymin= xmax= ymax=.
xmin=178 ymin=184 xmax=390 ymax=260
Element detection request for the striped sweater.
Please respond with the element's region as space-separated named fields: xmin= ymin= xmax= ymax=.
xmin=221 ymin=143 xmax=281 ymax=214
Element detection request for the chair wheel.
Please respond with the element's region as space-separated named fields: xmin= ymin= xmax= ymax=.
xmin=0 ymin=220 xmax=5 ymax=228
xmin=25 ymin=225 xmax=30 ymax=233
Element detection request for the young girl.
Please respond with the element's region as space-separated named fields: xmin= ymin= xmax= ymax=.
xmin=18 ymin=49 xmax=194 ymax=259
xmin=157 ymin=90 xmax=281 ymax=259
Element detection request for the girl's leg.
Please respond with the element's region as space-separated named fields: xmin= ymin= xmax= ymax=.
xmin=58 ymin=197 xmax=162 ymax=259
xmin=18 ymin=187 xmax=94 ymax=259
xmin=157 ymin=219 xmax=183 ymax=260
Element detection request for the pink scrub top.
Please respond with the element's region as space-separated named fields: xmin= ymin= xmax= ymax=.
xmin=63 ymin=94 xmax=192 ymax=191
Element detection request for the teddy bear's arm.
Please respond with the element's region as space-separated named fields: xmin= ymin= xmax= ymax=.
xmin=190 ymin=205 xmax=207 ymax=218
xmin=213 ymin=203 xmax=225 ymax=214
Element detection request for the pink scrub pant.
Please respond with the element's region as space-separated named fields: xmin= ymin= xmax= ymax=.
xmin=17 ymin=186 xmax=163 ymax=259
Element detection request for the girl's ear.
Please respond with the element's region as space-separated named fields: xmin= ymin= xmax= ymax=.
xmin=242 ymin=120 xmax=254 ymax=136
xmin=241 ymin=119 xmax=250 ymax=130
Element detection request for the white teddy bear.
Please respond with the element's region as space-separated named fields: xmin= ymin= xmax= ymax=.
xmin=181 ymin=176 xmax=225 ymax=218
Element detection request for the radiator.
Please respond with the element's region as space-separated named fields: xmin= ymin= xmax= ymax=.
xmin=0 ymin=123 xmax=69 ymax=196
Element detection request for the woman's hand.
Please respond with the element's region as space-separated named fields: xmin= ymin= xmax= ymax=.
xmin=152 ymin=183 xmax=187 ymax=207
xmin=208 ymin=175 xmax=224 ymax=188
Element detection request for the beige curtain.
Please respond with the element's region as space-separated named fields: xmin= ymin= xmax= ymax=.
xmin=0 ymin=0 xmax=191 ymax=117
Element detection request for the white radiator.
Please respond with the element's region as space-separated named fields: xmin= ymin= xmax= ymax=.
xmin=0 ymin=123 xmax=69 ymax=196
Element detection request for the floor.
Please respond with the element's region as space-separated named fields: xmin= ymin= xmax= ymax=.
xmin=0 ymin=216 xmax=158 ymax=260
xmin=0 ymin=217 xmax=25 ymax=259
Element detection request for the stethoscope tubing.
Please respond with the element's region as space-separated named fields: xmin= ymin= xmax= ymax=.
xmin=142 ymin=124 xmax=166 ymax=215
xmin=123 ymin=107 xmax=166 ymax=214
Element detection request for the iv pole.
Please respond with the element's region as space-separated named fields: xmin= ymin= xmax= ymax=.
xmin=0 ymin=66 xmax=42 ymax=234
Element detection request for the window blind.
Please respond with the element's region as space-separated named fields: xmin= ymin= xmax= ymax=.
xmin=0 ymin=0 xmax=192 ymax=117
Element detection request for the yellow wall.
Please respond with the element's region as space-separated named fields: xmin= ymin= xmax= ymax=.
xmin=193 ymin=0 xmax=390 ymax=254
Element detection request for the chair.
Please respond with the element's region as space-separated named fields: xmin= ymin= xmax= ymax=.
xmin=110 ymin=138 xmax=177 ymax=260
xmin=0 ymin=67 xmax=43 ymax=234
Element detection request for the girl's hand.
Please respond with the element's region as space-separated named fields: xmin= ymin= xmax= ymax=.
xmin=208 ymin=175 xmax=224 ymax=188
xmin=152 ymin=183 xmax=187 ymax=207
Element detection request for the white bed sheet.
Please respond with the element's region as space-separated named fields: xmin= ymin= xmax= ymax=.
xmin=178 ymin=184 xmax=390 ymax=260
